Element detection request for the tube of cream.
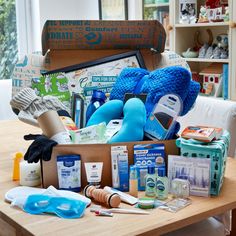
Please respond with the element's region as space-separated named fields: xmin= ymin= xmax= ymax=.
xmin=84 ymin=162 xmax=103 ymax=187
xmin=103 ymin=186 xmax=138 ymax=205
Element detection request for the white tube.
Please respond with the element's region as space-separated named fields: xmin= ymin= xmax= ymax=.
xmin=84 ymin=162 xmax=103 ymax=187
xmin=103 ymin=186 xmax=138 ymax=205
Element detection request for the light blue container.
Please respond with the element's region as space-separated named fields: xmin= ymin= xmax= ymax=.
xmin=176 ymin=131 xmax=230 ymax=196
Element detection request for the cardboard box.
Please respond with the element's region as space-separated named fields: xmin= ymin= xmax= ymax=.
xmin=42 ymin=140 xmax=179 ymax=188
xmin=37 ymin=20 xmax=177 ymax=188
xmin=42 ymin=20 xmax=166 ymax=71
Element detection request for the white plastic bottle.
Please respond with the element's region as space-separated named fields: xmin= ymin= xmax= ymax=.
xmin=156 ymin=167 xmax=168 ymax=200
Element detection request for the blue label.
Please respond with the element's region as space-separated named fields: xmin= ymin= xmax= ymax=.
xmin=147 ymin=182 xmax=155 ymax=188
xmin=156 ymin=180 xmax=165 ymax=191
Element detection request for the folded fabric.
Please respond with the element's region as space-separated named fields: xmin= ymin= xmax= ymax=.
xmin=110 ymin=66 xmax=200 ymax=117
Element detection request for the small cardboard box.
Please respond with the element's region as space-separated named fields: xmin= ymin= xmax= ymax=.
xmin=41 ymin=20 xmax=166 ymax=71
xmin=38 ymin=20 xmax=178 ymax=188
xmin=42 ymin=140 xmax=179 ymax=188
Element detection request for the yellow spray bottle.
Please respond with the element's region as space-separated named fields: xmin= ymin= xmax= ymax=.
xmin=12 ymin=152 xmax=23 ymax=181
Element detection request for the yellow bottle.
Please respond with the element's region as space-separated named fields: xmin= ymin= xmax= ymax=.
xmin=12 ymin=152 xmax=23 ymax=181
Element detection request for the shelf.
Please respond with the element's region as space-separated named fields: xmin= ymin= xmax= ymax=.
xmin=185 ymin=58 xmax=229 ymax=63
xmin=144 ymin=3 xmax=169 ymax=8
xmin=175 ymin=22 xmax=229 ymax=28
xmin=198 ymin=94 xmax=225 ymax=101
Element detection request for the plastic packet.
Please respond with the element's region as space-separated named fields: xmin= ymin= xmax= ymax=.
xmin=159 ymin=198 xmax=192 ymax=213
xmin=136 ymin=198 xmax=166 ymax=209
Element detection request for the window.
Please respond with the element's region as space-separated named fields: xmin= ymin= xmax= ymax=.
xmin=0 ymin=0 xmax=41 ymax=80
xmin=0 ymin=0 xmax=18 ymax=80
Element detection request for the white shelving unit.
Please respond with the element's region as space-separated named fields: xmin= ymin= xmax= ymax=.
xmin=169 ymin=0 xmax=236 ymax=100
xmin=175 ymin=22 xmax=230 ymax=27
xmin=185 ymin=58 xmax=230 ymax=63
xmin=140 ymin=0 xmax=236 ymax=100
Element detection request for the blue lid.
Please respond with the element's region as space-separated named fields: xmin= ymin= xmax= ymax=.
xmin=92 ymin=90 xmax=106 ymax=101
xmin=148 ymin=165 xmax=155 ymax=174
xmin=158 ymin=167 xmax=166 ymax=177
xmin=130 ymin=165 xmax=136 ymax=171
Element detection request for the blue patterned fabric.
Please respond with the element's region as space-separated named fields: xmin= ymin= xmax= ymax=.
xmin=110 ymin=66 xmax=200 ymax=117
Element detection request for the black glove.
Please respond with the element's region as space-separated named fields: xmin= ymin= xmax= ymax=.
xmin=24 ymin=134 xmax=58 ymax=163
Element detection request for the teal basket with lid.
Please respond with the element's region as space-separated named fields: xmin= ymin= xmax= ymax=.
xmin=176 ymin=131 xmax=230 ymax=196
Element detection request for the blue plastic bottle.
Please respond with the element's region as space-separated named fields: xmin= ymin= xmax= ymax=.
xmin=86 ymin=90 xmax=106 ymax=124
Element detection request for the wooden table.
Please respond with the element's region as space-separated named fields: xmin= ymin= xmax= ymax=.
xmin=0 ymin=120 xmax=236 ymax=236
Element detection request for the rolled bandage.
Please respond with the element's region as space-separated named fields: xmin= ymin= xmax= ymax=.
xmin=84 ymin=185 xmax=121 ymax=208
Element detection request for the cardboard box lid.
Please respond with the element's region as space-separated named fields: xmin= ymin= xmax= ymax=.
xmin=42 ymin=20 xmax=166 ymax=55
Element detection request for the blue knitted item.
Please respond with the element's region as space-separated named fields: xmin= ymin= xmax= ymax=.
xmin=110 ymin=66 xmax=200 ymax=117
xmin=109 ymin=68 xmax=149 ymax=101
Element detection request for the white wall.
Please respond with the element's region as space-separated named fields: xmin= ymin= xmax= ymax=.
xmin=38 ymin=0 xmax=99 ymax=31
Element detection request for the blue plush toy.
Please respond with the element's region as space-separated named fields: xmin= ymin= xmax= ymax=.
xmin=87 ymin=66 xmax=200 ymax=143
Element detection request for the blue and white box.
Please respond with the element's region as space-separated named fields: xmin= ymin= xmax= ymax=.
xmin=111 ymin=146 xmax=129 ymax=192
xmin=134 ymin=143 xmax=166 ymax=191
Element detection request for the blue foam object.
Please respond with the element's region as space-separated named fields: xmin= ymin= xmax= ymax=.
xmin=109 ymin=98 xmax=146 ymax=143
xmin=110 ymin=66 xmax=200 ymax=117
xmin=23 ymin=194 xmax=86 ymax=219
xmin=86 ymin=100 xmax=123 ymax=127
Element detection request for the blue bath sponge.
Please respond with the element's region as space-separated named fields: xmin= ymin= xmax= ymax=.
xmin=86 ymin=100 xmax=123 ymax=127
xmin=109 ymin=98 xmax=146 ymax=143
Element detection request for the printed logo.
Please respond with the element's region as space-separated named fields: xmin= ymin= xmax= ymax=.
xmin=84 ymin=32 xmax=102 ymax=45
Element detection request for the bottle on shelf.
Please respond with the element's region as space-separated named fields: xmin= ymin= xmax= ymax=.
xmin=85 ymin=90 xmax=107 ymax=124
xmin=145 ymin=165 xmax=156 ymax=197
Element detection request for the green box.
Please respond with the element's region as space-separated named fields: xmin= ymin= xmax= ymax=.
xmin=176 ymin=131 xmax=230 ymax=196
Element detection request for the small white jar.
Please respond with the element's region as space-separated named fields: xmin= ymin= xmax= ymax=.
xmin=19 ymin=161 xmax=41 ymax=187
